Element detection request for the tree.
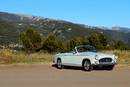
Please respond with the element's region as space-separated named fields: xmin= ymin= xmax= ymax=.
xmin=57 ymin=39 xmax=65 ymax=52
xmin=20 ymin=28 xmax=42 ymax=52
xmin=88 ymin=34 xmax=101 ymax=49
xmin=114 ymin=40 xmax=128 ymax=50
xmin=42 ymin=34 xmax=64 ymax=53
xmin=67 ymin=37 xmax=81 ymax=50
xmin=87 ymin=33 xmax=108 ymax=49
xmin=80 ymin=36 xmax=89 ymax=45
xmin=20 ymin=32 xmax=32 ymax=51
xmin=98 ymin=34 xmax=108 ymax=49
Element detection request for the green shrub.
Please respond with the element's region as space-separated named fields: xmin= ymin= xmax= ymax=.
xmin=42 ymin=34 xmax=64 ymax=53
xmin=20 ymin=27 xmax=42 ymax=52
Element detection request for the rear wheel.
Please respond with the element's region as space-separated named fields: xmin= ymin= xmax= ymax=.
xmin=57 ymin=59 xmax=62 ymax=69
xmin=83 ymin=60 xmax=92 ymax=71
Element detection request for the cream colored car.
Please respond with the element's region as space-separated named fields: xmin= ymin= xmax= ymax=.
xmin=53 ymin=45 xmax=118 ymax=71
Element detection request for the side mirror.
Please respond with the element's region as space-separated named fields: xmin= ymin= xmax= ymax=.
xmin=72 ymin=49 xmax=77 ymax=55
xmin=73 ymin=51 xmax=76 ymax=54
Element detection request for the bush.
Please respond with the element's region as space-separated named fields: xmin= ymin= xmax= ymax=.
xmin=42 ymin=34 xmax=64 ymax=53
xmin=114 ymin=41 xmax=129 ymax=50
xmin=67 ymin=37 xmax=81 ymax=50
xmin=20 ymin=28 xmax=42 ymax=52
xmin=88 ymin=33 xmax=108 ymax=49
xmin=0 ymin=49 xmax=13 ymax=63
xmin=19 ymin=27 xmax=129 ymax=53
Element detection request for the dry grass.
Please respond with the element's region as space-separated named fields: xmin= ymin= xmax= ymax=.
xmin=0 ymin=49 xmax=53 ymax=64
xmin=0 ymin=49 xmax=130 ymax=65
xmin=0 ymin=49 xmax=13 ymax=63
xmin=102 ymin=50 xmax=130 ymax=65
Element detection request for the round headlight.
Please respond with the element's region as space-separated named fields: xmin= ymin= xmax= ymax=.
xmin=115 ymin=56 xmax=118 ymax=60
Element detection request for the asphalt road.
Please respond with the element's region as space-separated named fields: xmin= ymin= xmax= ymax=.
xmin=0 ymin=64 xmax=129 ymax=87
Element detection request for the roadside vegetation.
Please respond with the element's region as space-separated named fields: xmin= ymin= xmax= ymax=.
xmin=0 ymin=49 xmax=53 ymax=64
xmin=102 ymin=50 xmax=130 ymax=65
xmin=0 ymin=49 xmax=130 ymax=65
xmin=0 ymin=27 xmax=129 ymax=65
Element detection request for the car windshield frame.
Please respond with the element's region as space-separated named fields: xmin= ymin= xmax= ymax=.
xmin=76 ymin=45 xmax=97 ymax=53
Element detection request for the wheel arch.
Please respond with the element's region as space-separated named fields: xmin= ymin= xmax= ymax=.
xmin=82 ymin=58 xmax=91 ymax=66
xmin=57 ymin=57 xmax=61 ymax=63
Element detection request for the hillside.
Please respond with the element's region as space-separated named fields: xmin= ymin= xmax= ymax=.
xmin=0 ymin=12 xmax=130 ymax=47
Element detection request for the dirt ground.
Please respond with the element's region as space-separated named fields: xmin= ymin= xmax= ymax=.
xmin=0 ymin=64 xmax=129 ymax=87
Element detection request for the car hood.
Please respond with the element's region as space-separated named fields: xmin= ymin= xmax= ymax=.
xmin=95 ymin=52 xmax=115 ymax=59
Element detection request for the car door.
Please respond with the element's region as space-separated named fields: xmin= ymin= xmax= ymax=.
xmin=68 ymin=51 xmax=94 ymax=66
xmin=62 ymin=52 xmax=83 ymax=66
xmin=69 ymin=53 xmax=83 ymax=66
xmin=61 ymin=52 xmax=74 ymax=65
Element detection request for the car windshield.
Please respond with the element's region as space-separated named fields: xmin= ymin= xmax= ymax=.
xmin=77 ymin=46 xmax=97 ymax=52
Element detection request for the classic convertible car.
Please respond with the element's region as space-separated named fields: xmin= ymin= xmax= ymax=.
xmin=53 ymin=45 xmax=118 ymax=71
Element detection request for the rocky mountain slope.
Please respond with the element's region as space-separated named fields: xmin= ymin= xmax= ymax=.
xmin=0 ymin=12 xmax=130 ymax=47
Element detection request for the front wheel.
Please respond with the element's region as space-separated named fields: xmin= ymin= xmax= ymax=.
xmin=57 ymin=59 xmax=63 ymax=69
xmin=83 ymin=60 xmax=92 ymax=71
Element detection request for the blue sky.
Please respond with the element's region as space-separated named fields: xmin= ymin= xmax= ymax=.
xmin=0 ymin=0 xmax=130 ymax=27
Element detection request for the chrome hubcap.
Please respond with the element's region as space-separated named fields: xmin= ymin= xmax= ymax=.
xmin=57 ymin=60 xmax=61 ymax=68
xmin=84 ymin=61 xmax=90 ymax=70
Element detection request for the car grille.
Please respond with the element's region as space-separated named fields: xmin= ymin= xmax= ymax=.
xmin=99 ymin=58 xmax=112 ymax=63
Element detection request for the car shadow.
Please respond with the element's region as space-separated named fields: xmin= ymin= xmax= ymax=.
xmin=52 ymin=64 xmax=83 ymax=70
xmin=52 ymin=64 xmax=111 ymax=71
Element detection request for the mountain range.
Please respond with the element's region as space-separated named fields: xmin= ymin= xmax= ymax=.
xmin=0 ymin=12 xmax=130 ymax=47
